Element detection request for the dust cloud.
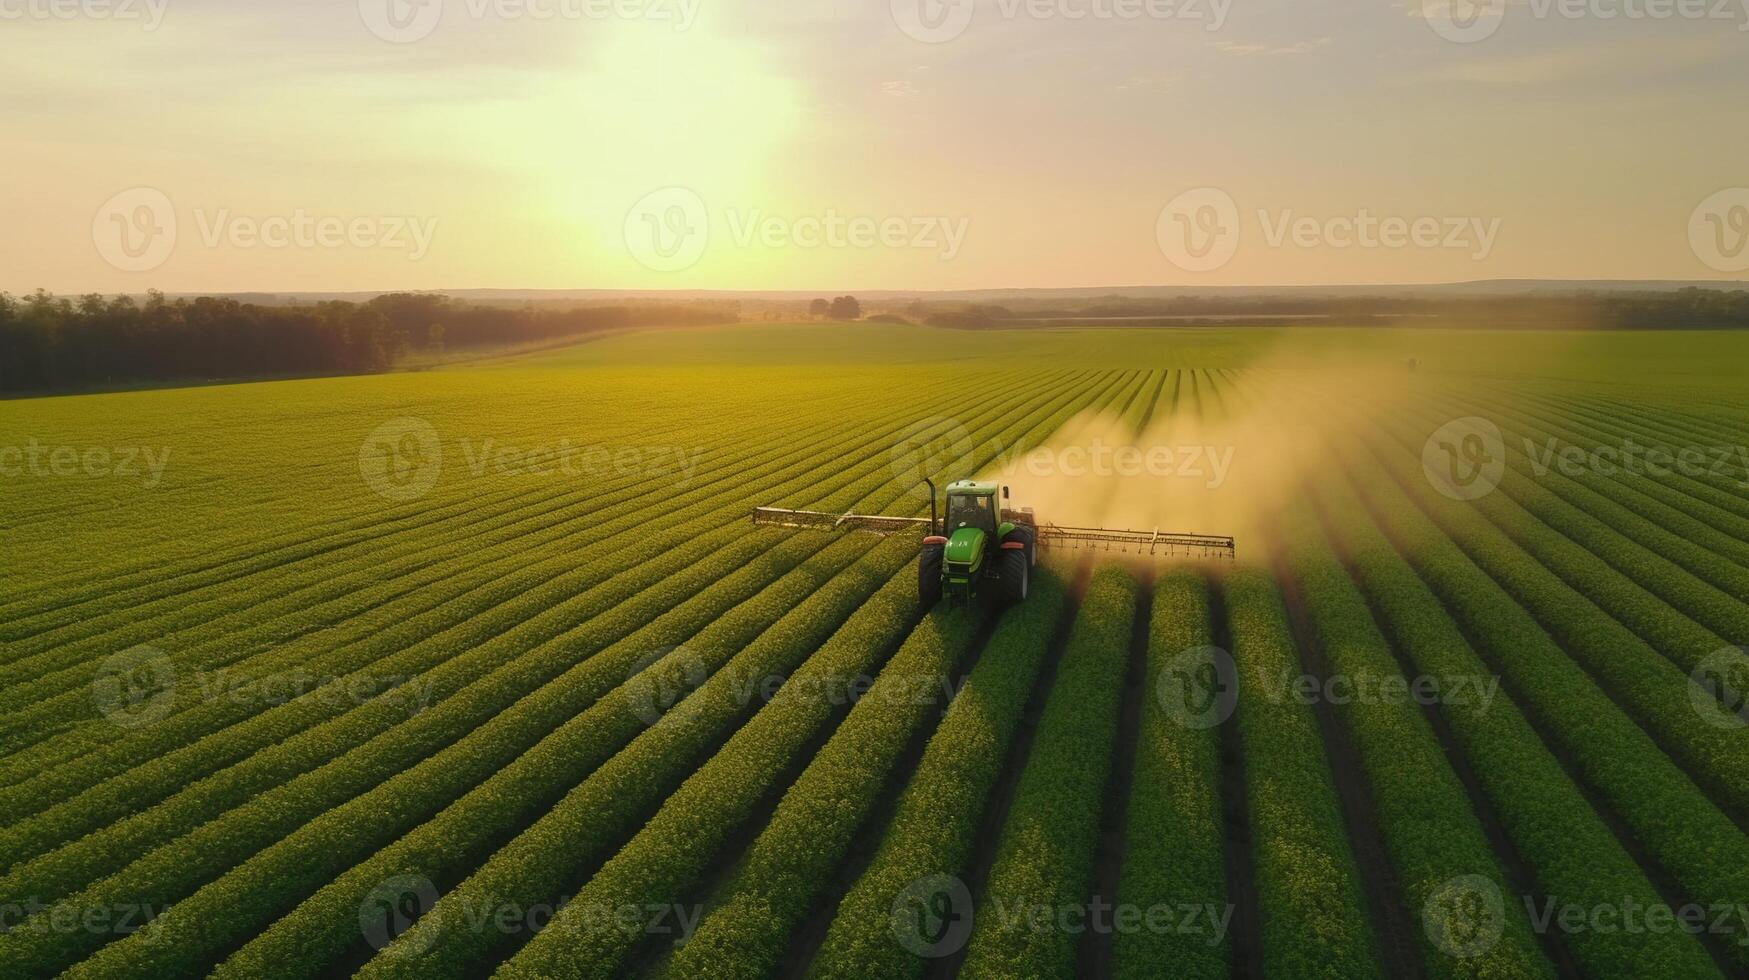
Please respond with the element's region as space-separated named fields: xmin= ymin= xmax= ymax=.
xmin=983 ymin=356 xmax=1425 ymax=561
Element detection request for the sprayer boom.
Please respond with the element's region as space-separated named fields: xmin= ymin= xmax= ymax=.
xmin=750 ymin=505 xmax=1234 ymax=560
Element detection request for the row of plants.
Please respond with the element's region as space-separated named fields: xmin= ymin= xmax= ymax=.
xmin=0 ymin=371 xmax=1068 ymax=909
xmin=1408 ymin=395 xmax=1749 ymax=651
xmin=1110 ymin=568 xmax=1228 ymax=980
xmin=1332 ymin=433 xmax=1749 ymax=972
xmin=1530 ymin=391 xmax=1749 ymax=515
xmin=956 ymin=567 xmax=1138 ymax=978
xmin=0 ymin=380 xmax=1036 ymax=848
xmin=672 ymin=564 xmax=1076 ymax=979
xmin=0 ymin=525 xmax=845 ymax=977
xmin=1310 ymin=454 xmax=1724 ymax=977
xmin=0 ymin=403 xmax=717 ymax=654
xmin=804 ymin=562 xmax=1079 ymax=979
xmin=1466 ymin=389 xmax=1749 ymax=568
xmin=435 ymin=600 xmax=988 ymax=978
xmin=212 ymin=536 xmax=914 ymax=979
xmin=0 ymin=375 xmax=1026 ymax=766
xmin=1275 ymin=493 xmax=1555 ymax=979
xmin=1361 ymin=416 xmax=1749 ymax=822
xmin=1199 ymin=368 xmax=1389 ymax=979
xmin=1221 ymin=566 xmax=1383 ymax=978
xmin=0 ymin=406 xmax=816 ymax=763
xmin=351 ymin=365 xmax=1142 ymax=978
xmin=0 ymin=363 xmax=870 ymax=630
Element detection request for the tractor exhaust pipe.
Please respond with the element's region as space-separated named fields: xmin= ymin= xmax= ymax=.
xmin=924 ymin=478 xmax=938 ymax=535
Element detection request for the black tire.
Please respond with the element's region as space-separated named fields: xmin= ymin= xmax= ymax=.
xmin=919 ymin=542 xmax=944 ymax=609
xmin=1005 ymin=526 xmax=1036 ymax=568
xmin=996 ymin=547 xmax=1029 ymax=605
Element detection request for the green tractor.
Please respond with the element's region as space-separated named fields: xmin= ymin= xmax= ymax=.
xmin=917 ymin=478 xmax=1035 ymax=607
xmin=752 ymin=482 xmax=1235 ymax=609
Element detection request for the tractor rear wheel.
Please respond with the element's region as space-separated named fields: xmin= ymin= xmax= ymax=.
xmin=1004 ymin=526 xmax=1036 ymax=567
xmin=996 ymin=547 xmax=1029 ymax=604
xmin=919 ymin=541 xmax=945 ymax=609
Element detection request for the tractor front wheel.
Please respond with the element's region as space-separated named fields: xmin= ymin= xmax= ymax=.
xmin=997 ymin=547 xmax=1029 ymax=604
xmin=919 ymin=541 xmax=945 ymax=609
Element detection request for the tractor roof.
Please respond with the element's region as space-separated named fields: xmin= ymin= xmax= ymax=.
xmin=946 ymin=480 xmax=999 ymax=495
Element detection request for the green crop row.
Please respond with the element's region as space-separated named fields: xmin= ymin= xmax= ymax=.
xmin=0 ymin=371 xmax=878 ymax=633
xmin=1110 ymin=568 xmax=1228 ymax=980
xmin=454 ymin=598 xmax=986 ymax=979
xmin=396 ymin=365 xmax=1143 ymax=979
xmin=1360 ymin=416 xmax=1749 ymax=822
xmin=957 ymin=566 xmax=1137 ymax=979
xmin=1528 ymin=391 xmax=1749 ymax=515
xmin=2 ymin=524 xmax=837 ymax=977
xmin=212 ymin=534 xmax=914 ymax=979
xmin=2 ymin=373 xmax=1064 ymax=926
xmin=1457 ymin=389 xmax=1749 ymax=570
xmin=0 ymin=377 xmax=1037 ymax=845
xmin=0 ymin=404 xmax=726 ymax=664
xmin=805 ymin=564 xmax=1074 ymax=980
xmin=0 ymin=372 xmax=1040 ymax=770
xmin=1310 ymin=451 xmax=1723 ymax=978
xmin=1222 ymin=567 xmax=1382 ymax=979
xmin=1275 ymin=495 xmax=1555 ymax=980
xmin=674 ymin=564 xmax=1075 ymax=980
xmin=1331 ymin=432 xmax=1749 ymax=972
xmin=1398 ymin=397 xmax=1749 ymax=663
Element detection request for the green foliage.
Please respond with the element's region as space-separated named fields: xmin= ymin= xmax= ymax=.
xmin=697 ymin=564 xmax=1073 ymax=980
xmin=1110 ymin=569 xmax=1228 ymax=980
xmin=958 ymin=566 xmax=1137 ymax=979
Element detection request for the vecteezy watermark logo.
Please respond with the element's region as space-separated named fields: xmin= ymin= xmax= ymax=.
xmin=0 ymin=0 xmax=170 ymax=29
xmin=889 ymin=417 xmax=976 ymax=501
xmin=1521 ymin=437 xmax=1749 ymax=488
xmin=624 ymin=188 xmax=971 ymax=272
xmin=893 ymin=0 xmax=1230 ymax=41
xmin=891 ymin=874 xmax=975 ymax=958
xmin=1689 ymin=647 xmax=1749 ymax=731
xmin=359 ymin=0 xmax=445 ymax=43
xmin=360 ymin=0 xmax=699 ymax=42
xmin=191 ymin=210 xmax=438 ymax=260
xmin=891 ymin=0 xmax=976 ymax=42
xmin=1158 ymin=187 xmax=1240 ymax=273
xmin=1421 ymin=0 xmax=1508 ymax=42
xmin=998 ymin=441 xmax=1236 ymax=488
xmin=1690 ymin=189 xmax=1749 ymax=274
xmin=625 ymin=187 xmax=710 ymax=273
xmin=359 ymin=874 xmax=440 ymax=954
xmin=94 ymin=189 xmax=437 ymax=270
xmin=91 ymin=645 xmax=177 ymax=729
xmin=0 ymin=441 xmax=171 ymax=487
xmin=1424 ymin=875 xmax=1507 ymax=959
xmin=93 ymin=187 xmax=177 ymax=274
xmin=1158 ymin=646 xmax=1238 ymax=729
xmin=623 ymin=645 xmax=710 ymax=728
xmin=359 ymin=418 xmax=444 ymax=503
xmin=1423 ymin=417 xmax=1506 ymax=501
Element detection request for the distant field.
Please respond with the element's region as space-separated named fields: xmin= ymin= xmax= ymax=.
xmin=3 ymin=323 xmax=1748 ymax=979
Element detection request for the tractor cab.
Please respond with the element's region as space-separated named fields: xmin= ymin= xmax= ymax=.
xmin=943 ymin=480 xmax=1000 ymax=537
xmin=923 ymin=480 xmax=1034 ymax=607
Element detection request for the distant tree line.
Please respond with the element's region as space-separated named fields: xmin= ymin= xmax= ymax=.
xmin=0 ymin=291 xmax=733 ymax=394
xmin=808 ymin=296 xmax=863 ymax=320
xmin=920 ymin=288 xmax=1749 ymax=330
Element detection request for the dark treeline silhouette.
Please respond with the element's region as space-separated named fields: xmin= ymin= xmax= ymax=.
xmin=0 ymin=291 xmax=733 ymax=394
xmin=925 ymin=287 xmax=1749 ymax=330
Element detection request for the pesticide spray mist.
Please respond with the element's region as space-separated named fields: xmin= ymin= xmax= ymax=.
xmin=983 ymin=360 xmax=1423 ymax=563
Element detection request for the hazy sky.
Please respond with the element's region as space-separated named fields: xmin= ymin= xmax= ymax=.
xmin=4 ymin=0 xmax=1747 ymax=293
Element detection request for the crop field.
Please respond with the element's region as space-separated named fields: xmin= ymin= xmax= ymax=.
xmin=3 ymin=322 xmax=1749 ymax=979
